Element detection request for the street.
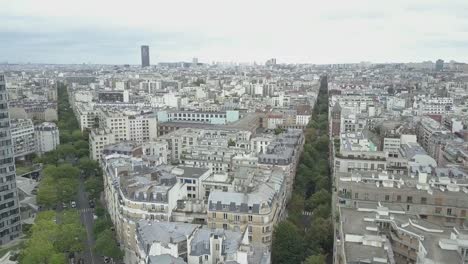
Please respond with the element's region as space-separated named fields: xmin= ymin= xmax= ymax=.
xmin=77 ymin=176 xmax=102 ymax=264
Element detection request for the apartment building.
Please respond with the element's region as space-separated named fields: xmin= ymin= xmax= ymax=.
xmin=97 ymin=90 xmax=129 ymax=103
xmin=75 ymin=103 xmax=98 ymax=131
xmin=102 ymin=154 xmax=184 ymax=250
xmin=157 ymin=110 xmax=240 ymax=125
xmin=416 ymin=97 xmax=454 ymax=115
xmin=9 ymin=100 xmax=58 ymax=122
xmin=334 ymin=132 xmax=388 ymax=173
xmin=98 ymin=109 xmax=158 ymax=143
xmin=337 ymin=202 xmax=468 ymax=264
xmin=10 ymin=119 xmax=36 ymax=158
xmin=207 ymin=168 xmax=286 ymax=246
xmin=258 ymin=129 xmax=304 ymax=197
xmin=181 ymin=146 xmax=249 ymax=174
xmin=160 ymin=128 xmax=252 ymax=164
xmin=34 ymin=122 xmax=60 ymax=155
xmin=416 ymin=116 xmax=449 ymax=151
xmin=135 ymin=221 xmax=270 ymax=264
xmin=89 ymin=128 xmax=116 ymax=160
xmin=0 ymin=75 xmax=21 ymax=245
xmin=250 ymin=134 xmax=275 ymax=154
xmin=331 ymin=95 xmax=376 ymax=115
xmin=141 ymin=140 xmax=169 ymax=166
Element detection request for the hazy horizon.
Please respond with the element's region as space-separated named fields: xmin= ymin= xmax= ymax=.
xmin=2 ymin=0 xmax=468 ymax=64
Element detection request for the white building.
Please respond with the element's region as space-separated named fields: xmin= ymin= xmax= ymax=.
xmin=35 ymin=122 xmax=60 ymax=155
xmin=250 ymin=135 xmax=275 ymax=154
xmin=10 ymin=119 xmax=36 ymax=158
xmin=135 ymin=221 xmax=270 ymax=264
xmin=89 ymin=128 xmax=116 ymax=161
xmin=295 ymin=114 xmax=310 ymax=126
xmin=98 ymin=110 xmax=158 ymax=143
xmin=141 ymin=140 xmax=169 ymax=165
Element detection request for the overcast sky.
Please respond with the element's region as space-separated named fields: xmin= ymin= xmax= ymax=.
xmin=1 ymin=0 xmax=467 ymax=64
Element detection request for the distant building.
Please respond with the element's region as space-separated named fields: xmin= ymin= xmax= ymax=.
xmin=436 ymin=59 xmax=444 ymax=71
xmin=265 ymin=58 xmax=276 ymax=66
xmin=9 ymin=101 xmax=58 ymax=122
xmin=141 ymin=45 xmax=150 ymax=67
xmin=97 ymin=90 xmax=129 ymax=103
xmin=330 ymin=102 xmax=342 ymax=138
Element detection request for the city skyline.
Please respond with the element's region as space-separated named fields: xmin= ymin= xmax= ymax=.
xmin=1 ymin=0 xmax=468 ymax=64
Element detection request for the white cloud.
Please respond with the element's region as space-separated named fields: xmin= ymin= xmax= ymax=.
xmin=1 ymin=0 xmax=467 ymax=64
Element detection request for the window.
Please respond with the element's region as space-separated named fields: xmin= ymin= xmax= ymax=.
xmin=407 ymin=196 xmax=413 ymax=203
xmin=354 ymin=193 xmax=359 ymax=199
xmin=223 ymin=213 xmax=227 ymax=220
xmin=421 ymin=197 xmax=427 ymax=204
xmin=222 ymin=224 xmax=227 ymax=230
xmin=248 ymin=215 xmax=253 ymax=222
xmin=447 ymin=208 xmax=452 ymax=216
xmin=234 ymin=215 xmax=240 ymax=221
xmin=212 ymin=213 xmax=216 ymax=218
xmin=396 ymin=195 xmax=401 ymax=202
xmin=385 ymin=195 xmax=390 ymax=201
xmin=435 ymin=207 xmax=442 ymax=214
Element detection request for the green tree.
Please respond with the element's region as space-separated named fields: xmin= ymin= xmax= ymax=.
xmin=85 ymin=176 xmax=103 ymax=200
xmin=21 ymin=210 xmax=85 ymax=263
xmin=61 ymin=163 xmax=80 ymax=178
xmin=274 ymin=127 xmax=285 ymax=135
xmin=227 ymin=139 xmax=236 ymax=147
xmin=271 ymin=221 xmax=304 ymax=264
xmin=93 ymin=217 xmax=113 ymax=237
xmin=37 ymin=177 xmax=59 ymax=207
xmin=305 ymin=217 xmax=333 ymax=255
xmin=305 ymin=189 xmax=331 ymax=212
xmin=59 ymin=131 xmax=72 ymax=144
xmin=51 ymin=198 xmax=84 ymax=253
xmin=57 ymin=144 xmax=77 ymax=160
xmin=79 ymin=157 xmax=100 ymax=176
xmin=57 ymin=178 xmax=79 ymax=202
xmin=287 ymin=193 xmax=305 ymax=227
xmin=74 ymin=140 xmax=89 ymax=151
xmin=94 ymin=230 xmax=124 ymax=259
xmin=71 ymin=130 xmax=84 ymax=141
xmin=304 ymin=254 xmax=326 ymax=264
xmin=76 ymin=148 xmax=89 ymax=158
xmin=21 ymin=237 xmax=64 ymax=264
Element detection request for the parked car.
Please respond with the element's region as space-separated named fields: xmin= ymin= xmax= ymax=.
xmin=71 ymin=201 xmax=76 ymax=208
xmin=89 ymin=200 xmax=95 ymax=208
xmin=104 ymin=256 xmax=111 ymax=263
xmin=62 ymin=202 xmax=67 ymax=209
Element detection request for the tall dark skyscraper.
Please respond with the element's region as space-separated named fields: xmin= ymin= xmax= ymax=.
xmin=141 ymin=45 xmax=150 ymax=67
xmin=0 ymin=74 xmax=21 ymax=245
xmin=435 ymin=59 xmax=444 ymax=71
